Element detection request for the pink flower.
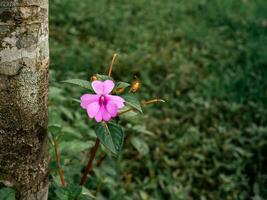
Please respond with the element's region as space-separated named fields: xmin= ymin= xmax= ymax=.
xmin=80 ymin=80 xmax=125 ymax=122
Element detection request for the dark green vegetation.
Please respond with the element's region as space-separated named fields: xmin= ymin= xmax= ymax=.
xmin=47 ymin=0 xmax=267 ymax=199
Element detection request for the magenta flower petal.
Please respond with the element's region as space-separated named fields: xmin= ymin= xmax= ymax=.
xmin=106 ymin=102 xmax=118 ymax=117
xmin=80 ymin=94 xmax=99 ymax=109
xmin=92 ymin=80 xmax=105 ymax=94
xmin=101 ymin=107 xmax=111 ymax=121
xmin=107 ymin=95 xmax=125 ymax=108
xmin=95 ymin=110 xmax=103 ymax=122
xmin=87 ymin=102 xmax=100 ymax=118
xmin=103 ymin=80 xmax=115 ymax=94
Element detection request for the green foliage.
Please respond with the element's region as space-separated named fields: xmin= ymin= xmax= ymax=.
xmin=121 ymin=93 xmax=143 ymax=113
xmin=95 ymin=122 xmax=124 ymax=155
xmin=131 ymin=137 xmax=149 ymax=155
xmin=47 ymin=0 xmax=267 ymax=199
xmin=63 ymin=79 xmax=93 ymax=91
xmin=114 ymin=81 xmax=130 ymax=91
xmin=0 ymin=188 xmax=15 ymax=200
xmin=51 ymin=183 xmax=94 ymax=200
xmin=95 ymin=74 xmax=114 ymax=81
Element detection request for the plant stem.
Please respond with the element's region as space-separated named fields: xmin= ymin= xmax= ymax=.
xmin=141 ymin=99 xmax=164 ymax=105
xmin=108 ymin=54 xmax=117 ymax=77
xmin=118 ymin=98 xmax=165 ymax=116
xmin=79 ymin=54 xmax=118 ymax=186
xmin=79 ymin=138 xmax=100 ymax=186
xmin=96 ymin=155 xmax=106 ymax=167
xmin=53 ymin=142 xmax=65 ymax=187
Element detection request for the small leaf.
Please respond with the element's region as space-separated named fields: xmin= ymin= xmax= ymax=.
xmin=121 ymin=93 xmax=142 ymax=113
xmin=0 ymin=187 xmax=15 ymax=200
xmin=48 ymin=124 xmax=63 ymax=143
xmin=68 ymin=184 xmax=82 ymax=198
xmin=131 ymin=137 xmax=149 ymax=155
xmin=71 ymin=98 xmax=81 ymax=104
xmin=113 ymin=82 xmax=130 ymax=94
xmin=62 ymin=79 xmax=93 ymax=91
xmin=95 ymin=122 xmax=124 ymax=155
xmin=119 ymin=106 xmax=139 ymax=117
xmin=158 ymin=99 xmax=166 ymax=103
xmin=96 ymin=74 xmax=114 ymax=81
xmin=59 ymin=106 xmax=74 ymax=120
xmin=132 ymin=125 xmax=155 ymax=136
xmin=49 ymin=124 xmax=62 ymax=136
xmin=59 ymin=140 xmax=94 ymax=155
xmin=54 ymin=186 xmax=69 ymax=200
xmin=80 ymin=187 xmax=96 ymax=199
xmin=115 ymin=81 xmax=130 ymax=89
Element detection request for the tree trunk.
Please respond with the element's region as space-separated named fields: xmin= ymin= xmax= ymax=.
xmin=0 ymin=0 xmax=49 ymax=199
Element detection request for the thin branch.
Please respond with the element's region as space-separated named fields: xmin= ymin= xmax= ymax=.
xmin=108 ymin=54 xmax=117 ymax=77
xmin=53 ymin=141 xmax=65 ymax=187
xmin=79 ymin=138 xmax=100 ymax=186
xmin=140 ymin=99 xmax=165 ymax=106
xmin=118 ymin=98 xmax=165 ymax=116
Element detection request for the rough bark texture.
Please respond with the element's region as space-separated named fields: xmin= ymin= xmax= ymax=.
xmin=0 ymin=0 xmax=49 ymax=199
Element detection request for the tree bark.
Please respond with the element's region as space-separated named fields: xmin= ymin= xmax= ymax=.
xmin=0 ymin=0 xmax=49 ymax=199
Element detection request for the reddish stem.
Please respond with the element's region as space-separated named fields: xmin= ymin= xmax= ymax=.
xmin=53 ymin=142 xmax=65 ymax=187
xmin=79 ymin=138 xmax=100 ymax=186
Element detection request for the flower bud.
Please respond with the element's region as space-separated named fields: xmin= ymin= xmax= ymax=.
xmin=116 ymin=87 xmax=124 ymax=94
xmin=130 ymin=79 xmax=140 ymax=93
xmin=90 ymin=74 xmax=97 ymax=81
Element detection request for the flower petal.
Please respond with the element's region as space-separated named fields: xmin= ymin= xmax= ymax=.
xmin=80 ymin=94 xmax=99 ymax=109
xmin=87 ymin=102 xmax=100 ymax=118
xmin=101 ymin=107 xmax=111 ymax=121
xmin=106 ymin=102 xmax=118 ymax=117
xmin=94 ymin=110 xmax=103 ymax=122
xmin=103 ymin=80 xmax=115 ymax=94
xmin=92 ymin=80 xmax=105 ymax=94
xmin=107 ymin=95 xmax=125 ymax=108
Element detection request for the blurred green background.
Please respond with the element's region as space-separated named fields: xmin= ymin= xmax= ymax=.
xmin=48 ymin=0 xmax=267 ymax=199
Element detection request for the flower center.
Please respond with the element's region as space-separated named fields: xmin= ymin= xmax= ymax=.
xmin=99 ymin=95 xmax=106 ymax=106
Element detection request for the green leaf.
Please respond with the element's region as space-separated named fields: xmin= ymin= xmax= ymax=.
xmin=95 ymin=122 xmax=124 ymax=155
xmin=54 ymin=183 xmax=85 ymax=200
xmin=132 ymin=125 xmax=155 ymax=136
xmin=115 ymin=81 xmax=130 ymax=89
xmin=80 ymin=187 xmax=95 ymax=199
xmin=62 ymin=79 xmax=93 ymax=91
xmin=59 ymin=140 xmax=94 ymax=155
xmin=48 ymin=124 xmax=63 ymax=143
xmin=55 ymin=189 xmax=67 ymax=199
xmin=59 ymin=106 xmax=74 ymax=120
xmin=95 ymin=74 xmax=114 ymax=81
xmin=0 ymin=187 xmax=15 ymax=200
xmin=71 ymin=98 xmax=81 ymax=103
xmin=119 ymin=106 xmax=139 ymax=117
xmin=69 ymin=184 xmax=82 ymax=198
xmin=54 ymin=186 xmax=69 ymax=200
xmin=113 ymin=81 xmax=130 ymax=94
xmin=121 ymin=93 xmax=142 ymax=113
xmin=49 ymin=124 xmax=62 ymax=136
xmin=131 ymin=137 xmax=149 ymax=155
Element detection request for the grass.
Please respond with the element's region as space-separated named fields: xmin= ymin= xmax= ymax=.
xmin=47 ymin=0 xmax=267 ymax=199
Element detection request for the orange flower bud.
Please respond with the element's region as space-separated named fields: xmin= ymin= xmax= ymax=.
xmin=130 ymin=78 xmax=140 ymax=93
xmin=90 ymin=75 xmax=97 ymax=81
xmin=116 ymin=87 xmax=124 ymax=94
